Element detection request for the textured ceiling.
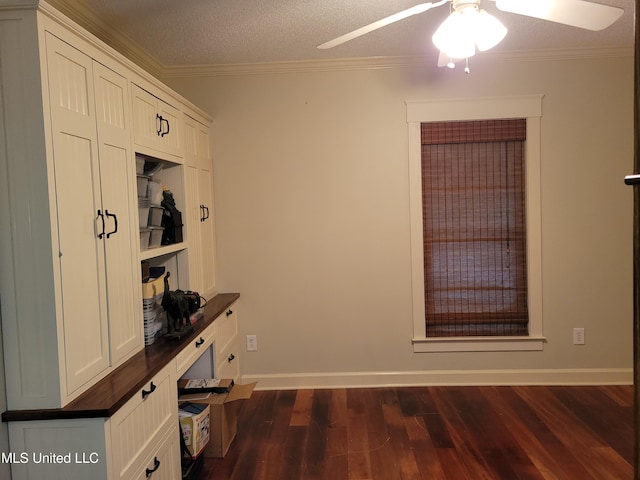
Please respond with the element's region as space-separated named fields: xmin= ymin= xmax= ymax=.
xmin=50 ymin=0 xmax=634 ymax=67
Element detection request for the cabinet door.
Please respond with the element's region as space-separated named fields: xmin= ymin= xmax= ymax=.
xmin=185 ymin=118 xmax=216 ymax=298
xmin=157 ymin=98 xmax=182 ymax=157
xmin=131 ymin=84 xmax=160 ymax=153
xmin=198 ymin=166 xmax=216 ymax=296
xmin=185 ymin=165 xmax=204 ymax=293
xmin=93 ymin=62 xmax=143 ymax=365
xmin=132 ymin=428 xmax=181 ymax=480
xmin=46 ymin=33 xmax=109 ymax=395
xmin=110 ymin=364 xmax=176 ymax=480
xmin=131 ymin=84 xmax=182 ymax=159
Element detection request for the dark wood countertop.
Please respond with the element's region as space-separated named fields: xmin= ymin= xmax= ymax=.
xmin=2 ymin=292 xmax=240 ymax=423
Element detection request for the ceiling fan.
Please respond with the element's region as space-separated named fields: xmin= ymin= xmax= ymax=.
xmin=317 ymin=0 xmax=624 ymax=70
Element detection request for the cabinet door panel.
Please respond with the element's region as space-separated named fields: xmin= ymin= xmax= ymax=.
xmin=185 ymin=117 xmax=216 ymax=298
xmin=99 ymin=143 xmax=141 ymax=361
xmin=54 ymin=133 xmax=109 ymax=393
xmin=185 ymin=165 xmax=204 ymax=293
xmin=94 ymin=62 xmax=142 ymax=364
xmin=46 ymin=34 xmax=109 ymax=395
xmin=110 ymin=365 xmax=176 ymax=480
xmin=132 ymin=428 xmax=181 ymax=480
xmin=157 ymin=99 xmax=182 ymax=156
xmin=198 ymin=168 xmax=216 ymax=295
xmin=131 ymin=84 xmax=160 ymax=152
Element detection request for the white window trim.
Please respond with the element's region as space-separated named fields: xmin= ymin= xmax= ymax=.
xmin=407 ymin=95 xmax=546 ymax=353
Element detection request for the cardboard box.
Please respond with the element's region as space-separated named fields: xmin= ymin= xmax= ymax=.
xmin=178 ymin=380 xmax=256 ymax=458
xmin=178 ymin=378 xmax=234 ymax=395
xmin=179 ymin=403 xmax=210 ymax=458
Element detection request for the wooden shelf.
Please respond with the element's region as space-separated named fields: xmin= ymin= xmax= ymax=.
xmin=140 ymin=242 xmax=187 ymax=261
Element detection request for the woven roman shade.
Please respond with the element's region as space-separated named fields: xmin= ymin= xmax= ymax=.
xmin=421 ymin=119 xmax=529 ymax=337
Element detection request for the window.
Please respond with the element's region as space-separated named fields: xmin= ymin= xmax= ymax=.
xmin=422 ymin=119 xmax=529 ymax=337
xmin=407 ymin=96 xmax=545 ymax=352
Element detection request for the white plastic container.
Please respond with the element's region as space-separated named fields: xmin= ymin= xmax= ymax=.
xmin=148 ymin=205 xmax=164 ymax=227
xmin=148 ymin=227 xmax=164 ymax=248
xmin=138 ymin=197 xmax=150 ymax=228
xmin=137 ymin=175 xmax=149 ymax=198
xmin=136 ymin=155 xmax=146 ymax=175
xmin=139 ymin=227 xmax=151 ymax=250
xmin=147 ymin=181 xmax=163 ymax=205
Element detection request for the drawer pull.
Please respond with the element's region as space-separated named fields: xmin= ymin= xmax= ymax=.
xmin=141 ymin=382 xmax=156 ymax=400
xmin=145 ymin=457 xmax=160 ymax=477
xmin=228 ymin=353 xmax=235 ymax=363
xmin=105 ymin=210 xmax=118 ymax=238
xmin=226 ymin=309 xmax=233 ymax=317
xmin=96 ymin=210 xmax=105 ymax=239
xmin=195 ymin=337 xmax=205 ymax=347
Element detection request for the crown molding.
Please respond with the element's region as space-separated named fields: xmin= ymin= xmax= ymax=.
xmin=44 ymin=0 xmax=165 ymax=79
xmin=161 ymin=45 xmax=633 ymax=78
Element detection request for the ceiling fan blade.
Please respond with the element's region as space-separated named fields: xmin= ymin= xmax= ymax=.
xmin=495 ymin=0 xmax=623 ymax=31
xmin=318 ymin=1 xmax=448 ymax=49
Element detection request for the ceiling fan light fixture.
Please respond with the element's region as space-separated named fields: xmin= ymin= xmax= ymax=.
xmin=475 ymin=9 xmax=508 ymax=51
xmin=432 ymin=5 xmax=478 ymax=59
xmin=432 ymin=4 xmax=507 ymax=59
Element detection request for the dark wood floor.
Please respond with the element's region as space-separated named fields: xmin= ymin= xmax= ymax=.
xmin=193 ymin=385 xmax=634 ymax=480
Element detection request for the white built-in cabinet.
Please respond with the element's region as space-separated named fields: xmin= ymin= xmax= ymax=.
xmin=0 ymin=3 xmax=232 ymax=480
xmin=0 ymin=3 xmax=218 ymax=410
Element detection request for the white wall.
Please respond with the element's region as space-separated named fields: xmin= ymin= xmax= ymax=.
xmin=167 ymin=51 xmax=634 ymax=388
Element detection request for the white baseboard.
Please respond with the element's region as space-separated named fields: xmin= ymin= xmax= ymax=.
xmin=241 ymin=368 xmax=633 ymax=390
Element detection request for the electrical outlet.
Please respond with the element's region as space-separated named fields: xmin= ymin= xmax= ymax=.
xmin=246 ymin=334 xmax=258 ymax=352
xmin=573 ymin=328 xmax=585 ymax=345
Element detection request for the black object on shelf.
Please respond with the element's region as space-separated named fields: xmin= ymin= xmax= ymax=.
xmin=161 ymin=190 xmax=183 ymax=245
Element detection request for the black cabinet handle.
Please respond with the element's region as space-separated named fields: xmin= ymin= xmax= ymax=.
xmin=625 ymin=174 xmax=640 ymax=186
xmin=156 ymin=113 xmax=163 ymax=136
xmin=145 ymin=457 xmax=160 ymax=477
xmin=226 ymin=309 xmax=233 ymax=317
xmin=195 ymin=337 xmax=205 ymax=347
xmin=227 ymin=353 xmax=235 ymax=363
xmin=105 ymin=210 xmax=118 ymax=238
xmin=160 ymin=117 xmax=170 ymax=137
xmin=203 ymin=205 xmax=210 ymax=221
xmin=96 ymin=210 xmax=105 ymax=239
xmin=141 ymin=382 xmax=156 ymax=399
xmin=200 ymin=204 xmax=205 ymax=222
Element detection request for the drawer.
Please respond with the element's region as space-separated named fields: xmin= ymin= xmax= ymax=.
xmin=109 ymin=363 xmax=177 ymax=480
xmin=175 ymin=320 xmax=216 ymax=377
xmin=216 ymin=341 xmax=239 ymax=381
xmin=214 ymin=305 xmax=238 ymax=364
xmin=130 ymin=426 xmax=181 ymax=480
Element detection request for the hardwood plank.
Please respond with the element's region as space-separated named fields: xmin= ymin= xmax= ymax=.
xmin=553 ymin=386 xmax=634 ymax=464
xmin=481 ymin=386 xmax=591 ymax=480
xmin=303 ymin=389 xmax=330 ymax=479
xmin=325 ymin=389 xmax=349 ymax=480
xmin=429 ymin=387 xmax=506 ymax=480
xmin=195 ymin=385 xmax=633 ymax=480
xmin=291 ymin=389 xmax=315 ymax=426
